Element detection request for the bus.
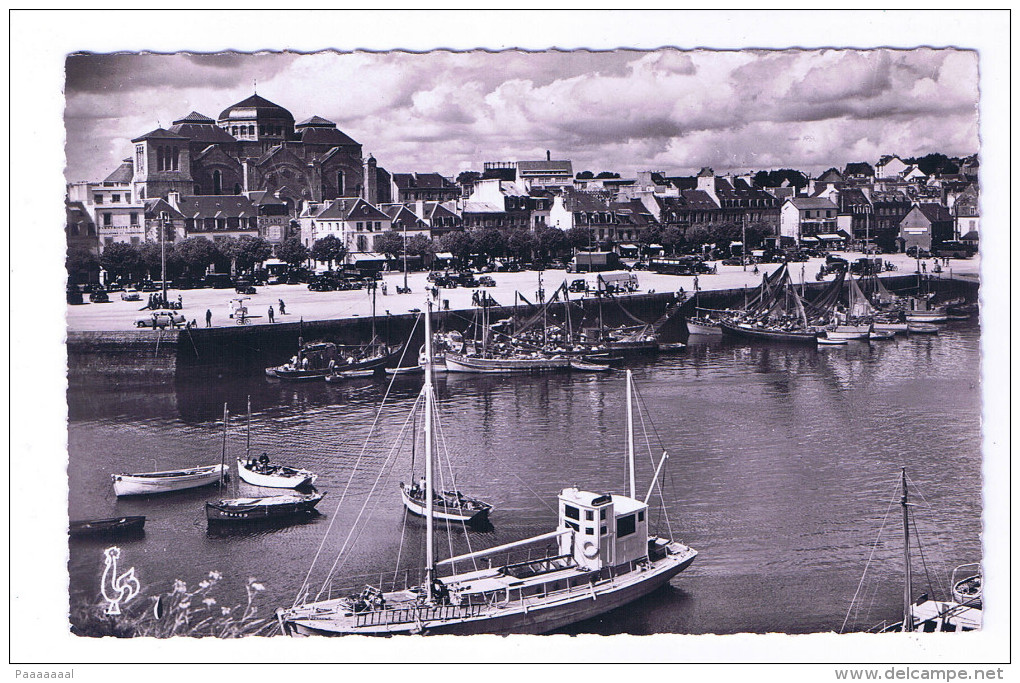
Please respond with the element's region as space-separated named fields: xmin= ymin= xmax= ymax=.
xmin=649 ymin=256 xmax=712 ymax=275
xmin=932 ymin=241 xmax=976 ymax=259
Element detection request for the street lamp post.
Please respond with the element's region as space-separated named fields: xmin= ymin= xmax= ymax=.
xmin=403 ymin=221 xmax=409 ymax=292
xmin=160 ymin=213 xmax=169 ymax=305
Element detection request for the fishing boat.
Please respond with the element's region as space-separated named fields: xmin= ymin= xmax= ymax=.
xmin=946 ymin=302 xmax=978 ymax=319
xmin=869 ymin=330 xmax=896 ymax=341
xmin=817 ymin=336 xmax=848 ymax=346
xmin=873 ymin=320 xmax=909 ymax=334
xmin=386 ymin=365 xmax=424 ymax=375
xmin=903 ymin=297 xmax=948 ymax=323
xmin=69 ymin=516 xmax=146 ymax=538
xmin=907 ymin=322 xmax=939 ymax=334
xmin=685 ymin=317 xmax=723 ymax=336
xmin=325 ymin=368 xmax=376 ymax=382
xmin=235 ymin=397 xmax=318 ymax=489
xmin=824 ymin=324 xmax=872 ymax=341
xmin=569 ymin=359 xmax=612 ymax=372
xmin=720 ymin=320 xmax=819 ymax=344
xmin=112 ymin=464 xmax=227 ymax=497
xmin=399 ymin=478 xmax=492 ymax=527
xmin=277 ymin=305 xmax=698 ymax=636
xmin=445 ymin=352 xmax=571 ymax=374
xmin=206 ymin=491 xmax=325 ymax=523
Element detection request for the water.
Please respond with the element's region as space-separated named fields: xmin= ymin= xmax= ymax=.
xmin=67 ymin=319 xmax=983 ymax=635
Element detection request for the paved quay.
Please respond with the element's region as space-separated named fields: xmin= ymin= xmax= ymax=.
xmin=65 ymin=251 xmax=979 ymax=333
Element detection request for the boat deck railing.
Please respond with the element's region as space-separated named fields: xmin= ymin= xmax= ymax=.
xmin=354 ymin=601 xmax=485 ymax=628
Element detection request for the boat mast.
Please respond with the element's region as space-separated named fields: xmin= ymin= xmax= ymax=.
xmin=371 ymin=281 xmax=377 ymax=343
xmin=424 ymin=301 xmax=436 ymax=600
xmin=901 ymin=467 xmax=913 ymax=632
xmin=220 ymin=403 xmax=228 ymax=489
xmin=563 ymin=281 xmax=574 ymax=342
xmin=626 ymin=370 xmax=636 ymax=499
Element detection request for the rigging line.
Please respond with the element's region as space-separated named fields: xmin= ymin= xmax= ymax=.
xmin=840 ymin=476 xmax=902 ymax=633
xmin=316 ymin=391 xmax=425 ymax=596
xmin=632 ymin=382 xmax=676 ymax=539
xmin=910 ymin=514 xmax=941 ymax=602
xmin=430 ymin=385 xmax=478 ymax=569
xmin=392 ymin=477 xmax=412 ymax=585
xmin=292 ymin=313 xmax=422 ymax=604
xmin=904 ymin=473 xmax=953 ymax=596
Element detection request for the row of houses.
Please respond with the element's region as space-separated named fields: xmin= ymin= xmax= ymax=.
xmin=68 ymin=150 xmax=979 ymax=263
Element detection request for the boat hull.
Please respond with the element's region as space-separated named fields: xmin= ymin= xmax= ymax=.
xmin=237 ymin=459 xmax=316 ymax=489
xmin=825 ymin=325 xmax=873 ymax=341
xmin=904 ymin=311 xmax=948 ymax=323
xmin=282 ymin=547 xmax=696 ymax=636
xmin=112 ymin=464 xmax=226 ymax=496
xmin=873 ymin=322 xmax=909 ymax=334
xmin=907 ymin=323 xmax=939 ymax=334
xmin=685 ymin=319 xmax=723 ymax=336
xmin=399 ymin=485 xmax=491 ymax=525
xmin=69 ymin=516 xmax=146 ymax=537
xmin=444 ymin=353 xmax=571 ymax=374
xmin=720 ymin=321 xmax=819 ymax=344
xmin=206 ymin=492 xmax=324 ymax=523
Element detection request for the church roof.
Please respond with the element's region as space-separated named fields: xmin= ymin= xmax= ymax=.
xmin=169 ymin=121 xmax=237 ymax=145
xmin=176 ymin=194 xmax=257 ymax=218
xmin=218 ymin=94 xmax=294 ymax=123
xmin=172 ymin=111 xmax=215 ymax=125
xmin=296 ymin=115 xmax=336 ymax=128
xmin=300 ymin=127 xmax=359 ymax=146
xmin=131 ymin=127 xmax=187 ymax=143
xmin=103 ymin=161 xmax=134 ymax=183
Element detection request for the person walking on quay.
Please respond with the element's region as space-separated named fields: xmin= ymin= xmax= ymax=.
xmin=268 ymin=305 xmax=275 ymax=323
xmin=921 ymin=261 xmax=927 ymax=273
xmin=694 ymin=275 xmax=700 ymax=292
xmin=278 ymin=299 xmax=286 ymax=315
xmin=177 ymin=294 xmax=183 ymax=309
xmin=205 ymin=309 xmax=212 ymax=327
xmin=381 ymin=281 xmax=387 ymax=295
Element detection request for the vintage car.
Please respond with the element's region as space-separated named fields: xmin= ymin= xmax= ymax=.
xmin=136 ymin=310 xmax=187 ymax=328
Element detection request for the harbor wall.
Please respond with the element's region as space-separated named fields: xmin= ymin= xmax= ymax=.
xmin=66 ymin=275 xmax=978 ymax=382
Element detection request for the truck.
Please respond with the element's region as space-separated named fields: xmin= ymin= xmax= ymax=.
xmin=596 ymin=272 xmax=639 ymax=294
xmin=566 ymin=251 xmax=621 ymax=273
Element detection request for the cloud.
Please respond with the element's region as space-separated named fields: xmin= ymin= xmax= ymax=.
xmin=64 ymin=48 xmax=980 ymax=182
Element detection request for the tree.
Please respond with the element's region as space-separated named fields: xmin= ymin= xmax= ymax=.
xmin=438 ymin=230 xmax=474 ymax=265
xmin=456 ymin=170 xmax=482 ymax=186
xmin=506 ymin=229 xmax=536 ymax=261
xmin=139 ymin=241 xmax=165 ymax=279
xmin=660 ymin=226 xmax=686 ymax=254
xmin=565 ymin=225 xmax=593 ymax=251
xmin=470 ymin=228 xmax=506 ymax=260
xmin=66 ymin=246 xmax=99 ymax=284
xmin=752 ymin=169 xmax=808 ymax=188
xmin=406 ymin=234 xmax=436 ymax=268
xmin=904 ymin=153 xmax=959 ymax=177
xmin=372 ymin=231 xmax=405 ymax=260
xmin=99 ymin=242 xmax=143 ymax=281
xmin=228 ymin=235 xmax=273 ymax=273
xmin=637 ymin=225 xmax=664 ymax=247
xmin=536 ymin=226 xmax=568 ymax=260
xmin=173 ymin=237 xmax=218 ymax=278
xmin=275 ymin=237 xmax=308 ymax=267
xmin=311 ymin=234 xmax=347 ymax=270
xmin=595 ymin=171 xmax=620 ymax=179
xmin=576 ymin=171 xmax=594 ymax=180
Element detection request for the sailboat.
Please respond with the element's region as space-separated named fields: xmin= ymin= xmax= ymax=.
xmin=844 ymin=469 xmax=982 ymax=633
xmin=277 ymin=303 xmax=698 ymax=636
xmin=236 ymin=397 xmax=318 ymax=489
xmin=206 ymin=403 xmax=324 ymax=524
xmin=398 ymin=379 xmax=492 ymax=527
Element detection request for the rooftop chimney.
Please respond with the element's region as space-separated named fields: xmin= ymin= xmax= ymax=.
xmin=546 ymin=150 xmax=551 ymax=162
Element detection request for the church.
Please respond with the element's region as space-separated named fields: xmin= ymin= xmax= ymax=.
xmin=119 ymin=93 xmax=380 ymax=214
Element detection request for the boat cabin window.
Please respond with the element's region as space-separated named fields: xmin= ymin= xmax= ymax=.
xmin=617 ymin=514 xmax=636 ymax=538
xmin=585 ymin=527 xmax=594 ymax=535
xmin=565 ymin=520 xmax=579 ymax=532
xmin=585 ymin=510 xmax=594 ymax=521
xmin=564 ymin=505 xmax=580 ymax=521
xmin=601 ymin=525 xmax=607 ymax=535
xmin=638 ymin=511 xmax=644 ymax=522
xmin=600 ymin=509 xmax=606 ymax=520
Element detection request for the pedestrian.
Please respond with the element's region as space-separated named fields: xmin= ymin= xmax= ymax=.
xmin=205 ymin=309 xmax=212 ymax=327
xmin=177 ymin=294 xmax=183 ymax=309
xmin=278 ymin=299 xmax=286 ymax=315
xmin=694 ymin=275 xmax=700 ymax=292
xmin=268 ymin=305 xmax=275 ymax=323
xmin=921 ymin=261 xmax=926 ymax=273
xmin=381 ymin=282 xmax=387 ymax=295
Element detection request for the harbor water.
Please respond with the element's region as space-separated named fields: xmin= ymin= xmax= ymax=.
xmin=67 ymin=318 xmax=983 ymax=635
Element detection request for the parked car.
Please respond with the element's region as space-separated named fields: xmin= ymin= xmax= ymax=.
xmin=234 ymin=280 xmax=257 ymax=295
xmin=138 ymin=280 xmax=159 ymax=292
xmin=478 ymin=275 xmax=496 ymax=287
xmin=121 ymin=289 xmax=141 ymax=302
xmin=568 ymin=279 xmax=588 ymax=293
xmin=135 ymin=310 xmax=186 ymax=328
xmin=906 ymin=246 xmax=932 ymax=259
xmin=89 ymin=289 xmax=110 ymax=303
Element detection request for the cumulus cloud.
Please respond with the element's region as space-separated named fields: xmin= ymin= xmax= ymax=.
xmin=64 ymin=48 xmax=979 ymax=182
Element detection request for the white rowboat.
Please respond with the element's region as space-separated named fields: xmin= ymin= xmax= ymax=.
xmin=112 ymin=464 xmax=226 ymax=497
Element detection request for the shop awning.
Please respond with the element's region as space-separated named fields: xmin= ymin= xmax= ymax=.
xmin=353 ymin=252 xmax=387 ymax=263
xmin=619 ymin=243 xmax=638 ymax=250
xmin=816 ymin=233 xmax=844 ymax=240
xmin=435 ymin=252 xmax=454 ymax=259
xmin=800 ymin=236 xmax=819 ymax=243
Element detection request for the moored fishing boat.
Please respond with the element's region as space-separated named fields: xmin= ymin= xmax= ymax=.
xmin=69 ymin=516 xmax=146 ymax=538
xmin=112 ymin=464 xmax=227 ymax=497
xmin=869 ymin=330 xmax=896 ymax=341
xmin=951 ymin=564 xmax=982 ymax=609
xmin=685 ymin=316 xmax=723 ymax=336
xmin=569 ymin=359 xmax=612 ymax=372
xmin=824 ymin=324 xmax=873 ymax=341
xmin=277 ymin=305 xmax=698 ymax=636
xmin=444 ymin=351 xmax=571 ymax=374
xmin=386 ymin=365 xmax=424 ymax=375
xmin=399 ymin=479 xmax=492 ymax=527
xmin=907 ymin=322 xmax=939 ymax=334
xmin=325 ymin=369 xmax=376 ymax=382
xmin=817 ymin=336 xmax=848 ymax=346
xmin=720 ymin=320 xmax=820 ymax=344
xmin=238 ymin=456 xmax=317 ymax=489
xmin=206 ymin=491 xmax=324 ymax=523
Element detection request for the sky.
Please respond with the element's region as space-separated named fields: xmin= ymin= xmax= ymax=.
xmin=64 ymin=48 xmax=979 ymax=183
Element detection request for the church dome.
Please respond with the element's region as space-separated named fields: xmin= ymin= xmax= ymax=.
xmin=217 ymin=94 xmax=295 ymax=126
